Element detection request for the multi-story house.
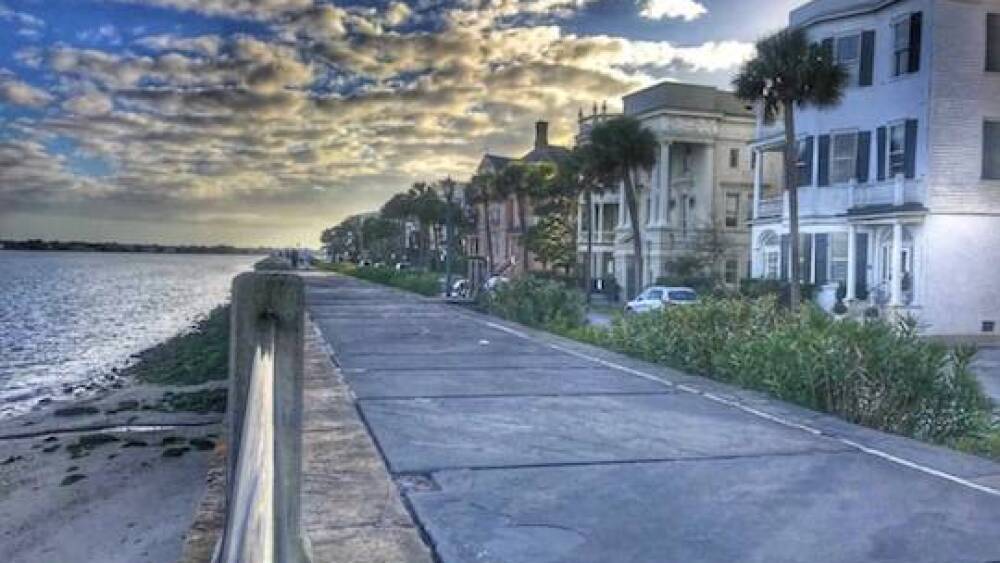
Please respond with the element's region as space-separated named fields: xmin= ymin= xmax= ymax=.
xmin=749 ymin=0 xmax=1000 ymax=336
xmin=577 ymin=82 xmax=774 ymax=299
xmin=467 ymin=121 xmax=570 ymax=281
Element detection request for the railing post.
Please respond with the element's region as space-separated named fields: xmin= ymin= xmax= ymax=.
xmin=893 ymin=174 xmax=905 ymax=206
xmin=218 ymin=272 xmax=309 ymax=563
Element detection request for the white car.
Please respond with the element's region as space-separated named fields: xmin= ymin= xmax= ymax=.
xmin=625 ymin=286 xmax=699 ymax=314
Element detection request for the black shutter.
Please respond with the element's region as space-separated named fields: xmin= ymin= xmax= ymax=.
xmin=860 ymin=31 xmax=876 ymax=86
xmin=909 ymin=12 xmax=922 ymax=73
xmin=904 ymin=119 xmax=918 ymax=179
xmin=855 ymin=233 xmax=869 ymax=299
xmin=856 ymin=130 xmax=871 ymax=183
xmin=876 ymin=126 xmax=887 ymax=181
xmin=780 ymin=234 xmax=790 ymax=281
xmin=815 ymin=234 xmax=829 ymax=285
xmin=987 ymin=14 xmax=1000 ymax=72
xmin=817 ymin=135 xmax=831 ymax=186
xmin=799 ymin=136 xmax=814 ymax=187
xmin=801 ymin=234 xmax=813 ymax=284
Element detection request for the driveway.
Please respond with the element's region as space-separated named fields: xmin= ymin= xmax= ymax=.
xmin=306 ymin=274 xmax=1000 ymax=563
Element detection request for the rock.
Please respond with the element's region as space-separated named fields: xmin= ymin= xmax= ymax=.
xmin=162 ymin=447 xmax=190 ymax=458
xmin=60 ymin=474 xmax=87 ymax=486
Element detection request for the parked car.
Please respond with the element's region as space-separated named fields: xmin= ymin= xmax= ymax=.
xmin=394 ymin=262 xmax=411 ymax=271
xmin=484 ymin=276 xmax=509 ymax=292
xmin=625 ymin=286 xmax=698 ymax=314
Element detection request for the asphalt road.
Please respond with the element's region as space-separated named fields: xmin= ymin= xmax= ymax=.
xmin=306 ymin=274 xmax=1000 ymax=563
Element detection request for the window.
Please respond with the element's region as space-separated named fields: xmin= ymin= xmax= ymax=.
xmin=796 ymin=138 xmax=812 ymax=186
xmin=829 ymin=233 xmax=849 ymax=282
xmin=831 ymin=132 xmax=858 ymax=184
xmin=729 ymin=148 xmax=739 ymax=169
xmin=836 ymin=34 xmax=861 ymax=85
xmin=644 ymin=289 xmax=664 ymax=301
xmin=725 ymin=193 xmax=740 ymax=228
xmin=724 ymin=260 xmax=739 ymax=285
xmin=887 ymin=123 xmax=906 ymax=178
xmin=984 ymin=121 xmax=1000 ymax=179
xmin=893 ymin=17 xmax=912 ymax=76
xmin=988 ymin=14 xmax=1000 ymax=72
xmin=765 ymin=251 xmax=780 ymax=279
xmin=668 ymin=290 xmax=698 ymax=302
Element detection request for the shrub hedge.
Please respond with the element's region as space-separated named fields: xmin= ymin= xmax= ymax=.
xmin=581 ymin=297 xmax=992 ymax=446
xmin=321 ymin=262 xmax=441 ymax=297
xmin=481 ymin=276 xmax=586 ymax=331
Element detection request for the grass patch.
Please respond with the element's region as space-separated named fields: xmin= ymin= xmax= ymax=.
xmin=318 ymin=262 xmax=441 ymax=297
xmin=125 ymin=305 xmax=229 ymax=386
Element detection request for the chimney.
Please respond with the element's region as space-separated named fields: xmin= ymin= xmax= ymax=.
xmin=534 ymin=121 xmax=549 ymax=149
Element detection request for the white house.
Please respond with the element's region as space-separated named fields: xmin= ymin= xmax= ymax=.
xmin=577 ymin=82 xmax=774 ymax=299
xmin=749 ymin=0 xmax=1000 ymax=336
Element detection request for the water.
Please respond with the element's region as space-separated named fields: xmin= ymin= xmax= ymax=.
xmin=0 ymin=251 xmax=256 ymax=418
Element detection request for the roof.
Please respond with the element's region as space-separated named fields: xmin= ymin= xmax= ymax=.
xmin=520 ymin=144 xmax=571 ymax=163
xmin=478 ymin=154 xmax=514 ymax=174
xmin=623 ymin=81 xmax=753 ymax=119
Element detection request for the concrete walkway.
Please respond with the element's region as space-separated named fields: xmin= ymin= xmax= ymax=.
xmin=306 ymin=274 xmax=1000 ymax=563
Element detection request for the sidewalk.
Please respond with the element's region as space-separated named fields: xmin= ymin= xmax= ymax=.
xmin=306 ymin=273 xmax=1000 ymax=563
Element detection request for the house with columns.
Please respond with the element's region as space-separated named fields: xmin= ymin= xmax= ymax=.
xmin=749 ymin=0 xmax=1000 ymax=336
xmin=577 ymin=82 xmax=776 ymax=299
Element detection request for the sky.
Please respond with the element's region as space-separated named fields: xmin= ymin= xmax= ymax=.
xmin=0 ymin=0 xmax=802 ymax=247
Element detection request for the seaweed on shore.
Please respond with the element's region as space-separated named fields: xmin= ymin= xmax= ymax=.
xmin=157 ymin=388 xmax=227 ymax=414
xmin=66 ymin=433 xmax=121 ymax=459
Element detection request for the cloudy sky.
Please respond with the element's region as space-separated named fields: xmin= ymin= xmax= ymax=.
xmin=0 ymin=0 xmax=800 ymax=247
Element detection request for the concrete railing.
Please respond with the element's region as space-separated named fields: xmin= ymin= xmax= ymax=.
xmin=215 ymin=272 xmax=310 ymax=563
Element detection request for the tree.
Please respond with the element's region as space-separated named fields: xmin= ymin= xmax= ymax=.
xmin=497 ymin=161 xmax=558 ymax=274
xmin=570 ymin=144 xmax=617 ymax=302
xmin=406 ymin=182 xmax=444 ymax=267
xmin=586 ymin=117 xmax=659 ymax=298
xmin=468 ymin=172 xmax=497 ymax=274
xmin=381 ymin=192 xmax=415 ymax=262
xmin=733 ymin=27 xmax=847 ymax=310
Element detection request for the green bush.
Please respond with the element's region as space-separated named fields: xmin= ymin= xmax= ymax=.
xmin=482 ymin=276 xmax=586 ymax=331
xmin=320 ymin=262 xmax=441 ymax=296
xmin=737 ymin=279 xmax=817 ymax=306
xmin=587 ymin=298 xmax=992 ymax=447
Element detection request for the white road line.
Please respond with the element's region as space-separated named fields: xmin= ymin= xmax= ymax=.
xmin=483 ymin=320 xmax=1000 ymax=498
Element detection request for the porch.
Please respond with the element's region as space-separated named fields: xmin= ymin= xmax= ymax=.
xmin=754 ymin=216 xmax=924 ymax=314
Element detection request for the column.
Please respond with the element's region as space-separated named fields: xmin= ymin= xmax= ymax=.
xmin=752 ymin=149 xmax=763 ymax=220
xmin=577 ymin=202 xmax=584 ymax=243
xmin=890 ymin=220 xmax=904 ymax=307
xmin=659 ymin=141 xmax=673 ymax=226
xmin=594 ymin=202 xmax=602 ymax=242
xmin=846 ymin=224 xmax=857 ymax=301
xmin=617 ymin=182 xmax=626 ymax=227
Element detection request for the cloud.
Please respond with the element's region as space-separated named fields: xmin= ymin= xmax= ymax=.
xmin=0 ymin=4 xmax=44 ymax=27
xmin=63 ymin=91 xmax=114 ymax=116
xmin=0 ymin=76 xmax=53 ymax=107
xmin=1 ymin=1 xmax=755 ymax=245
xmin=639 ymin=0 xmax=708 ymax=21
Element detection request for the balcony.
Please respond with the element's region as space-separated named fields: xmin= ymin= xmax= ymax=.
xmin=754 ymin=176 xmax=926 ymax=220
xmin=578 ymin=230 xmax=616 ymax=245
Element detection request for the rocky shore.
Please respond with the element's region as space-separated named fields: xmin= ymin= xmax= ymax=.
xmin=0 ymin=307 xmax=230 ymax=563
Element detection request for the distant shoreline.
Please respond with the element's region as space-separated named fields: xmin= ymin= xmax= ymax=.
xmin=0 ymin=241 xmax=271 ymax=255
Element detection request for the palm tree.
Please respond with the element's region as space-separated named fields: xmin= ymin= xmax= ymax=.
xmin=498 ymin=162 xmax=557 ymax=275
xmin=571 ymin=144 xmax=616 ymax=302
xmin=587 ymin=117 xmax=658 ymax=299
xmin=733 ymin=27 xmax=847 ymax=310
xmin=468 ymin=172 xmax=497 ymax=275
